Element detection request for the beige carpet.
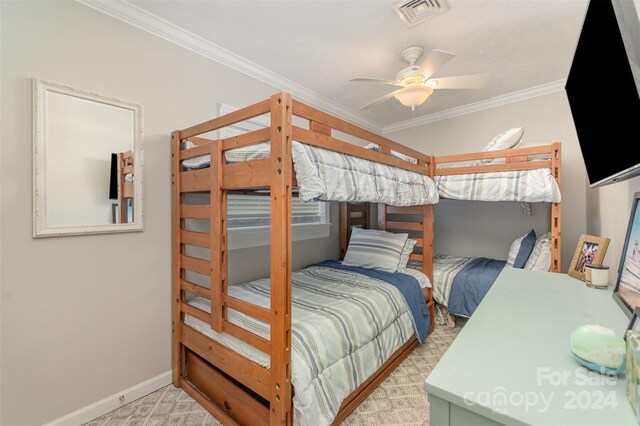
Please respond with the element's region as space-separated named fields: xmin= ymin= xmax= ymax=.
xmin=85 ymin=319 xmax=465 ymax=426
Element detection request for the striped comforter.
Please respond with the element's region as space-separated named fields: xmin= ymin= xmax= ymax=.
xmin=435 ymin=168 xmax=561 ymax=203
xmin=184 ymin=264 xmax=417 ymax=426
xmin=182 ymin=141 xmax=439 ymax=207
xmin=409 ymin=255 xmax=474 ymax=307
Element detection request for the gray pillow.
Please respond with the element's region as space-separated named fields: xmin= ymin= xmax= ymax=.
xmin=343 ymin=227 xmax=408 ymax=272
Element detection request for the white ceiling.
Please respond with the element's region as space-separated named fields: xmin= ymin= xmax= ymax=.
xmin=128 ymin=0 xmax=588 ymax=127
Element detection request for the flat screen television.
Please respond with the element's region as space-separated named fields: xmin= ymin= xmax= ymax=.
xmin=614 ymin=192 xmax=640 ymax=316
xmin=565 ymin=0 xmax=640 ymax=187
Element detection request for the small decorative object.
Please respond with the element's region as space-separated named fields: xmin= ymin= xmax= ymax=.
xmin=568 ymin=234 xmax=610 ymax=281
xmin=626 ymin=308 xmax=640 ymax=341
xmin=570 ymin=324 xmax=626 ymax=375
xmin=626 ymin=330 xmax=640 ymax=422
xmin=584 ymin=264 xmax=610 ymax=289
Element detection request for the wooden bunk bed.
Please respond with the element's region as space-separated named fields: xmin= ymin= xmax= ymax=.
xmin=171 ymin=92 xmax=436 ymax=425
xmin=418 ymin=143 xmax=562 ymax=321
xmin=433 ymin=143 xmax=562 ymax=271
xmin=116 ymin=150 xmax=134 ymax=224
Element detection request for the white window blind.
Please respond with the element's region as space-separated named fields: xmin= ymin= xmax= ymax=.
xmin=227 ymin=195 xmax=326 ymax=229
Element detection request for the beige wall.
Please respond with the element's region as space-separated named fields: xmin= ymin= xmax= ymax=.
xmin=387 ymin=91 xmax=588 ymax=271
xmin=0 ymin=2 xmax=337 ymax=424
xmin=587 ymin=176 xmax=640 ymax=275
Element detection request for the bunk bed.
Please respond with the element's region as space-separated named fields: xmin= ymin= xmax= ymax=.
xmin=408 ymin=144 xmax=562 ymax=319
xmin=116 ymin=150 xmax=134 ymax=224
xmin=171 ymin=92 xmax=439 ymax=426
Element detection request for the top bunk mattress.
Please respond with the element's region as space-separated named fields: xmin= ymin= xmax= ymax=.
xmin=435 ymin=167 xmax=561 ymax=203
xmin=182 ymin=141 xmax=439 ymax=207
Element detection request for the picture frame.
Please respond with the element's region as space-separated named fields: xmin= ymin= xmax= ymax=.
xmin=626 ymin=308 xmax=640 ymax=340
xmin=568 ymin=234 xmax=610 ymax=281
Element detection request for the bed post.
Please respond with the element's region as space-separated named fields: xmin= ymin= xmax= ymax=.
xmin=171 ymin=131 xmax=183 ymax=387
xmin=422 ymin=156 xmax=435 ymax=333
xmin=270 ymin=92 xmax=294 ymax=426
xmin=210 ymin=139 xmax=225 ymax=332
xmin=550 ymin=142 xmax=562 ymax=272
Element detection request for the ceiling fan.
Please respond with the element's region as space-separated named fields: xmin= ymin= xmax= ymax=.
xmin=352 ymin=46 xmax=490 ymax=111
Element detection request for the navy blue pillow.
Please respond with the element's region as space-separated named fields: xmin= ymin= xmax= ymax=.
xmin=513 ymin=229 xmax=537 ymax=268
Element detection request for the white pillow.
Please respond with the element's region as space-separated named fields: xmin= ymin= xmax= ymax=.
xmin=397 ymin=239 xmax=417 ymax=271
xmin=477 ymin=127 xmax=524 ymax=164
xmin=525 ymin=232 xmax=552 ymax=271
xmin=343 ymin=227 xmax=408 ymax=272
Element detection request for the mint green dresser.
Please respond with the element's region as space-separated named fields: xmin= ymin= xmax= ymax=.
xmin=425 ymin=268 xmax=635 ymax=425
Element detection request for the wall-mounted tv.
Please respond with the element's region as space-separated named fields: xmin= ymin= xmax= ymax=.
xmin=565 ymin=0 xmax=640 ymax=187
xmin=614 ymin=192 xmax=640 ymax=316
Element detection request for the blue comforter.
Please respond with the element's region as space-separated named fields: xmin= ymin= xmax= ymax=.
xmin=313 ymin=260 xmax=430 ymax=343
xmin=447 ymin=258 xmax=506 ymax=317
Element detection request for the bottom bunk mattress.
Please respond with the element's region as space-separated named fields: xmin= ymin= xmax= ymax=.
xmin=183 ymin=261 xmax=430 ymax=426
xmin=409 ymin=254 xmax=506 ymax=317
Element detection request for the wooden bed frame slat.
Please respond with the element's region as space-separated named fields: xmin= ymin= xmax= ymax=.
xmin=385 ymin=221 xmax=423 ymax=232
xmin=224 ymin=296 xmax=271 ymax=324
xmin=385 ymin=205 xmax=424 ymax=215
xmin=180 ymin=280 xmax=210 ymax=299
xmin=222 ymin=320 xmax=271 ymax=354
xmin=180 ymin=230 xmax=210 ymax=248
xmin=181 ymin=99 xmax=270 ymax=140
xmin=181 ymin=169 xmax=211 ymax=192
xmin=221 ymin=127 xmax=271 ymax=151
xmin=180 ymin=204 xmax=210 ymax=220
xmin=181 ymin=255 xmax=211 ymax=276
xmin=292 ymin=126 xmax=429 ymax=175
xmin=181 ymin=325 xmax=271 ymax=400
xmin=222 ymin=159 xmax=271 ymax=189
xmin=180 ymin=144 xmax=211 ymax=160
xmin=181 ymin=302 xmax=210 ymax=324
xmin=435 ymin=160 xmax=551 ymax=176
xmin=435 ymin=144 xmax=556 ymax=164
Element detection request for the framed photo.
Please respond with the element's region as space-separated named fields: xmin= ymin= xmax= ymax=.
xmin=626 ymin=308 xmax=640 ymax=340
xmin=614 ymin=192 xmax=640 ymax=315
xmin=568 ymin=234 xmax=610 ymax=281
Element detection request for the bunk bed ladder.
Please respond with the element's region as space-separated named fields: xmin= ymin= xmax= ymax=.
xmin=551 ymin=142 xmax=562 ymax=272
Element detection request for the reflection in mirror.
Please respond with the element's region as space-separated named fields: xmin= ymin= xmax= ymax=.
xmin=33 ymin=79 xmax=143 ymax=237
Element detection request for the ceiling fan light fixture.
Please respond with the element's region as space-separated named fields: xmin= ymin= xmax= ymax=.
xmin=394 ymin=86 xmax=433 ymax=110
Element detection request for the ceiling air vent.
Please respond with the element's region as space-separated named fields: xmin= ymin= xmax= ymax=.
xmin=393 ymin=0 xmax=450 ymax=27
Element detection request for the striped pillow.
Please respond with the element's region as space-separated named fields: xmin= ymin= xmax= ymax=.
xmin=398 ymin=238 xmax=418 ymax=271
xmin=525 ymin=232 xmax=552 ymax=271
xmin=343 ymin=228 xmax=408 ymax=272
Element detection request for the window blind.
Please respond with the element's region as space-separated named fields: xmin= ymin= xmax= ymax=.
xmin=227 ymin=194 xmax=325 ymax=228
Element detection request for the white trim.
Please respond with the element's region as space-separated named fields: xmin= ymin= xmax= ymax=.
xmin=383 ymin=80 xmax=567 ymax=133
xmin=43 ymin=371 xmax=171 ymax=426
xmin=76 ymin=0 xmax=382 ymax=133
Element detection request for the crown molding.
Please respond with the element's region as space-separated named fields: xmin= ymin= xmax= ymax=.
xmin=76 ymin=0 xmax=383 ymax=133
xmin=383 ymin=79 xmax=567 ymax=134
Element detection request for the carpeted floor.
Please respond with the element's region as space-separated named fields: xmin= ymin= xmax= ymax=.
xmin=85 ymin=318 xmax=466 ymax=426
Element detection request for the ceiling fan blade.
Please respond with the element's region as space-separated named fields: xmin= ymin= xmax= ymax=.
xmin=351 ymin=77 xmax=402 ymax=86
xmin=360 ymin=91 xmax=396 ymax=110
xmin=416 ymin=50 xmax=456 ymax=80
xmin=429 ymin=74 xmax=491 ymax=89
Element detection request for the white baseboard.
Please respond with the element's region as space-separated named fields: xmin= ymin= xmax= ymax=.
xmin=44 ymin=370 xmax=172 ymax=426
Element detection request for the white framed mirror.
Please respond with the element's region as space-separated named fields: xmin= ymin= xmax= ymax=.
xmin=33 ymin=79 xmax=143 ymax=237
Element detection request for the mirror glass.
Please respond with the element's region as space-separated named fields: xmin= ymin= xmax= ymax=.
xmin=33 ymin=79 xmax=143 ymax=237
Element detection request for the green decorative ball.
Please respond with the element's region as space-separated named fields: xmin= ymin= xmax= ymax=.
xmin=570 ymin=324 xmax=626 ymax=369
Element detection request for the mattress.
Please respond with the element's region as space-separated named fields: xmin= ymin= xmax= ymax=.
xmin=182 ymin=141 xmax=439 ymax=207
xmin=435 ymin=168 xmax=561 ymax=203
xmin=183 ymin=263 xmax=420 ymax=426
